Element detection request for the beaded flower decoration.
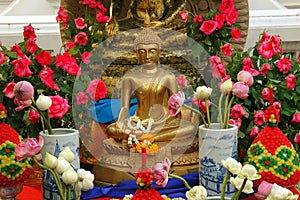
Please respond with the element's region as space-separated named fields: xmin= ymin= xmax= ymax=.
xmin=244 ymin=88 xmax=300 ymax=189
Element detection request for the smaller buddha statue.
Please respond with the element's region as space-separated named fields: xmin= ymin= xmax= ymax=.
xmin=106 ymin=14 xmax=197 ymax=145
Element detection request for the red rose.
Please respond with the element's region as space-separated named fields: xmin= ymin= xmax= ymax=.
xmin=81 ymin=52 xmax=92 ymax=64
xmin=213 ymin=13 xmax=225 ymax=29
xmin=96 ymin=10 xmax=109 ymax=24
xmin=74 ymin=32 xmax=88 ymax=46
xmin=193 ymin=15 xmax=203 ymax=24
xmin=39 ymin=67 xmax=60 ymax=91
xmin=231 ymin=28 xmax=241 ymax=42
xmin=225 ymin=9 xmax=238 ymax=26
xmin=56 ymin=7 xmax=69 ymax=29
xmin=35 ymin=50 xmax=52 ymax=66
xmin=276 ymin=57 xmax=291 ymax=74
xmin=221 ymin=43 xmax=233 ymax=56
xmin=28 ymin=109 xmax=40 ymax=124
xmin=199 ymin=20 xmax=218 ymax=35
xmin=0 ymin=52 xmax=7 ymax=64
xmin=219 ymin=0 xmax=235 ymax=14
xmin=86 ymin=79 xmax=107 ymax=101
xmin=25 ymin=38 xmax=38 ymax=54
xmin=179 ymin=11 xmax=188 ymax=23
xmin=2 ymin=82 xmax=16 ymax=98
xmin=74 ymin=17 xmax=87 ymax=30
xmin=48 ymin=95 xmax=71 ymax=119
xmin=11 ymin=57 xmax=33 ymax=77
xmin=23 ymin=24 xmax=36 ymax=39
xmin=286 ymin=74 xmax=296 ymax=89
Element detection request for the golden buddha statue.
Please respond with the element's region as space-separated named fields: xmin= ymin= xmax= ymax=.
xmin=106 ymin=18 xmax=196 ymax=144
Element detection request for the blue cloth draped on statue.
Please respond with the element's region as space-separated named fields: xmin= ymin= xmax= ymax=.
xmin=89 ymin=98 xmax=138 ymax=123
xmin=81 ymin=172 xmax=199 ymax=199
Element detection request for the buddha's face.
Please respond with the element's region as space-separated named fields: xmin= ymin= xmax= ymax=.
xmin=136 ymin=44 xmax=160 ymax=67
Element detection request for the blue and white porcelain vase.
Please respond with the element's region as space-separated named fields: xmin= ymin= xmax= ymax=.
xmin=198 ymin=123 xmax=238 ymax=197
xmin=40 ymin=128 xmax=80 ymax=200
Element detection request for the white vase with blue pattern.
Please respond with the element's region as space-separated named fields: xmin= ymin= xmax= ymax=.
xmin=40 ymin=128 xmax=80 ymax=200
xmin=199 ymin=123 xmax=238 ymax=197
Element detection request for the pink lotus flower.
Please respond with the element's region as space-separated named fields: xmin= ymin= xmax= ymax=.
xmin=237 ymin=70 xmax=253 ymax=86
xmin=15 ymin=136 xmax=44 ymax=161
xmin=294 ymin=133 xmax=300 ymax=144
xmin=292 ymin=111 xmax=300 ymax=123
xmin=168 ymin=91 xmax=185 ymax=116
xmin=13 ymin=80 xmax=34 ymax=101
xmin=14 ymin=98 xmax=32 ymax=111
xmin=254 ymin=181 xmax=273 ymax=200
xmin=254 ymin=110 xmax=264 ymax=126
xmin=230 ymin=104 xmax=246 ymax=119
xmin=152 ymin=158 xmax=171 ymax=187
xmin=232 ymin=82 xmax=249 ymax=99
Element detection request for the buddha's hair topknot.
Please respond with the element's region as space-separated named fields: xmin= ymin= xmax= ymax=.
xmin=134 ymin=28 xmax=162 ymax=50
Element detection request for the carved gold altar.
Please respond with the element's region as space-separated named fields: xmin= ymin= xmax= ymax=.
xmin=60 ymin=0 xmax=249 ymax=185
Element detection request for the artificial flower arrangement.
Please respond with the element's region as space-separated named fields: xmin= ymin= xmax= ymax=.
xmin=178 ymin=0 xmax=241 ymax=56
xmin=0 ymin=0 xmax=109 ymax=138
xmin=14 ymin=136 xmax=94 ymax=200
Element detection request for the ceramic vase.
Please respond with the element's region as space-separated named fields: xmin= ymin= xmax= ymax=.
xmin=198 ymin=123 xmax=238 ymax=197
xmin=40 ymin=128 xmax=80 ymax=200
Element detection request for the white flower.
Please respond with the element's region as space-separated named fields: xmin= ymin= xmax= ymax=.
xmin=238 ymin=164 xmax=260 ymax=180
xmin=36 ymin=94 xmax=52 ymax=111
xmin=55 ymin=157 xmax=70 ymax=174
xmin=266 ymin=184 xmax=299 ymax=200
xmin=43 ymin=152 xmax=58 ymax=169
xmin=220 ymin=78 xmax=233 ymax=93
xmin=194 ymin=86 xmax=212 ymax=100
xmin=221 ymin=157 xmax=242 ymax=175
xmin=230 ymin=176 xmax=254 ymax=194
xmin=59 ymin=147 xmax=75 ymax=163
xmin=77 ymin=168 xmax=94 ymax=191
xmin=185 ymin=185 xmax=207 ymax=200
xmin=62 ymin=166 xmax=78 ymax=185
xmin=123 ymin=194 xmax=133 ymax=200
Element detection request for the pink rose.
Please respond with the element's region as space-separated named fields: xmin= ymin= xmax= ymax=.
xmin=286 ymin=74 xmax=296 ymax=89
xmin=176 ymin=75 xmax=188 ymax=89
xmin=254 ymin=181 xmax=273 ymax=200
xmin=74 ymin=32 xmax=88 ymax=46
xmin=294 ymin=133 xmax=300 ymax=144
xmin=242 ymin=57 xmax=260 ymax=76
xmin=292 ymin=111 xmax=300 ymax=123
xmin=28 ymin=109 xmax=40 ymax=124
xmin=276 ymin=57 xmax=291 ymax=74
xmin=13 ymin=81 xmax=34 ymax=101
xmin=15 ymin=136 xmax=43 ymax=161
xmin=168 ymin=91 xmax=185 ymax=116
xmin=0 ymin=52 xmax=7 ymax=64
xmin=179 ymin=11 xmax=188 ymax=23
xmin=74 ymin=17 xmax=87 ymax=30
xmin=11 ymin=57 xmax=33 ymax=77
xmin=231 ymin=28 xmax=241 ymax=42
xmin=3 ymin=82 xmax=16 ymax=98
xmin=261 ymin=88 xmax=273 ymax=101
xmin=209 ymin=56 xmax=226 ymax=78
xmin=250 ymin=126 xmax=260 ymax=138
xmin=230 ymin=104 xmax=246 ymax=119
xmin=152 ymin=158 xmax=171 ymax=187
xmin=220 ymin=0 xmax=234 ymax=13
xmin=81 ymin=52 xmax=92 ymax=64
xmin=225 ymin=9 xmax=238 ymax=26
xmin=193 ymin=15 xmax=203 ymax=24
xmin=213 ymin=13 xmax=225 ymax=29
xmin=254 ymin=110 xmax=264 ymax=126
xmin=56 ymin=7 xmax=69 ymax=29
xmin=11 ymin=44 xmax=23 ymax=57
xmin=232 ymin=82 xmax=249 ymax=99
xmin=229 ymin=118 xmax=242 ymax=129
xmin=65 ymin=42 xmax=76 ymax=51
xmin=221 ymin=43 xmax=232 ymax=56
xmin=55 ymin=52 xmax=81 ymax=75
xmin=273 ymin=102 xmax=281 ymax=110
xmin=260 ymin=63 xmax=270 ymax=76
xmin=96 ymin=10 xmax=109 ymax=23
xmin=76 ymin=92 xmax=89 ymax=105
xmin=25 ymin=38 xmax=39 ymax=54
xmin=39 ymin=67 xmax=60 ymax=91
xmin=86 ymin=79 xmax=107 ymax=101
xmin=48 ymin=95 xmax=71 ymax=119
xmin=23 ymin=24 xmax=36 ymax=39
xmin=237 ymin=70 xmax=253 ymax=86
xmin=200 ymin=20 xmax=218 ymax=35
xmin=35 ymin=50 xmax=52 ymax=66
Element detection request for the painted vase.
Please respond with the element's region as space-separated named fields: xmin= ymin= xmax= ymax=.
xmin=40 ymin=128 xmax=80 ymax=200
xmin=199 ymin=123 xmax=238 ymax=197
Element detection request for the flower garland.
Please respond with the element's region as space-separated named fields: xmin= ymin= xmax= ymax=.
xmin=127 ymin=116 xmax=154 ymax=133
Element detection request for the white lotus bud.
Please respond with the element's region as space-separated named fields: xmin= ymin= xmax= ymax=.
xmin=43 ymin=152 xmax=58 ymax=169
xmin=55 ymin=157 xmax=70 ymax=174
xmin=194 ymin=86 xmax=212 ymax=100
xmin=220 ymin=78 xmax=233 ymax=93
xmin=36 ymin=95 xmax=52 ymax=111
xmin=59 ymin=147 xmax=75 ymax=163
xmin=62 ymin=166 xmax=78 ymax=185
